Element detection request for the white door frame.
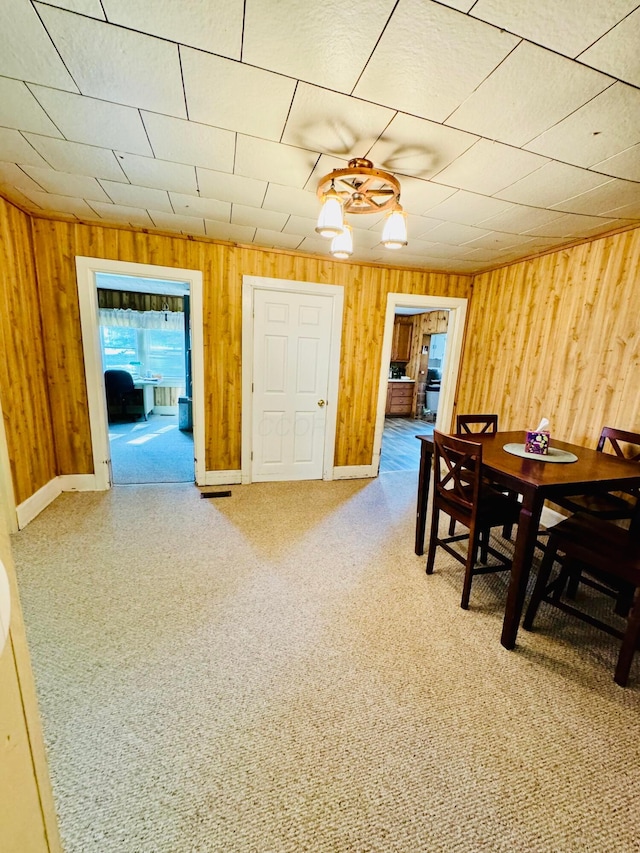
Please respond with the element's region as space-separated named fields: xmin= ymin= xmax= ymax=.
xmin=242 ymin=275 xmax=344 ymax=485
xmin=75 ymin=257 xmax=205 ymax=489
xmin=372 ymin=292 xmax=468 ymax=470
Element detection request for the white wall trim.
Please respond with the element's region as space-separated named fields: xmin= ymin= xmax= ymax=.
xmin=202 ymin=469 xmax=242 ymax=486
xmin=16 ymin=479 xmax=62 ymax=530
xmin=372 ymin=294 xmax=468 ymax=473
xmin=57 ymin=474 xmax=100 ymax=492
xmin=0 ymin=392 xmax=18 ymax=534
xmin=75 ymin=257 xmax=205 ymax=488
xmin=241 ymin=275 xmax=344 ymax=484
xmin=333 ymin=465 xmax=377 ymax=480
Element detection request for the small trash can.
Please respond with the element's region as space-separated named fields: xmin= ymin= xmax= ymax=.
xmin=178 ymin=396 xmax=193 ymax=431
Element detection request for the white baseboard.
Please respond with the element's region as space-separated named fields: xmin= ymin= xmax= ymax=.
xmin=152 ymin=406 xmax=177 ymax=416
xmin=16 ymin=479 xmax=62 ymax=529
xmin=333 ymin=465 xmax=376 ymax=480
xmin=201 ymin=470 xmax=242 ymax=486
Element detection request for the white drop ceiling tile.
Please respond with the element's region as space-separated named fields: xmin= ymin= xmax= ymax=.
xmin=447 ymin=41 xmax=613 ymax=147
xmin=169 ymin=193 xmax=230 ymax=223
xmin=368 ymin=113 xmax=478 ymax=180
xmin=551 ymin=178 xmax=640 ymax=217
xmin=24 ymin=135 xmax=127 ymax=180
xmin=282 ymin=83 xmax=394 ymax=159
xmin=346 ymin=226 xmax=387 ymax=252
xmin=35 ymin=3 xmax=186 ymax=117
xmin=593 ymin=144 xmax=640 ymax=182
xmin=462 ymin=231 xmax=537 ymax=250
xmin=203 ymin=220 xmax=256 ymax=243
xmin=431 ymin=139 xmax=549 ymax=195
xmin=354 ymin=0 xmax=518 ymax=122
xmin=460 ymin=246 xmax=506 ymax=262
xmin=18 ymin=189 xmax=97 ymax=217
xmin=231 ymin=205 xmax=288 ymax=231
xmin=141 ymin=113 xmax=235 ymax=173
xmin=197 ymin=169 xmax=266 ymax=208
xmin=470 ymin=0 xmax=637 ymax=58
xmin=0 ymin=163 xmax=48 ymax=195
xmin=580 ymin=7 xmax=640 ymax=87
xmin=524 ymin=213 xmax=616 ymax=238
xmin=20 ymin=165 xmax=111 ymax=201
xmin=295 ymin=236 xmax=339 ymax=256
xmin=0 ymin=78 xmax=63 ymax=136
xmin=0 ymin=185 xmax=41 ymax=211
xmin=262 ymin=184 xmax=319 ymax=220
xmin=304 ymin=154 xmax=349 ymax=191
xmin=243 ymin=0 xmax=396 ymax=93
xmin=408 ymin=216 xmax=450 ymax=239
xmin=30 ymin=86 xmax=152 ymax=155
xmin=282 ymin=215 xmax=319 ymax=238
xmin=494 ymin=162 xmax=611 ymax=207
xmin=182 ymin=48 xmax=295 ymax=142
xmin=148 ymin=211 xmax=206 ymax=236
xmin=0 ymin=129 xmax=49 ymax=168
xmin=117 ymin=154 xmax=197 ymax=194
xmin=391 ymin=177 xmax=457 ymax=216
xmin=41 ymin=0 xmax=105 ymax=17
xmin=99 ymin=181 xmax=172 ymax=212
xmin=599 ymin=201 xmax=640 ymax=220
xmin=102 ymin=0 xmax=243 ymax=59
xmin=88 ymin=201 xmax=155 ymax=227
xmin=254 ymin=229 xmax=304 ymax=251
xmin=525 ymin=84 xmax=640 ymax=168
xmin=421 ymin=222 xmax=492 ymax=246
xmin=422 ymin=191 xmax=514 ymax=226
xmin=437 ymin=0 xmax=475 ymax=11
xmin=0 ymin=0 xmax=78 ymax=89
xmin=234 ymin=136 xmax=317 ymax=188
xmin=406 ymin=239 xmax=469 ymax=258
xmin=477 ymin=204 xmax=565 ymax=234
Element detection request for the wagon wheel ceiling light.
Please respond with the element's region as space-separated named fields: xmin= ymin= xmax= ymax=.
xmin=315 ymin=158 xmax=408 ymax=259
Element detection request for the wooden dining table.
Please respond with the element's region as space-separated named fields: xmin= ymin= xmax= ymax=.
xmin=414 ymin=430 xmax=640 ymax=650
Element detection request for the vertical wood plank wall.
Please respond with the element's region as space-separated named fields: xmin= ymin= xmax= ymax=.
xmin=457 ymin=227 xmax=640 ymax=447
xmin=0 ymin=201 xmax=56 ymax=506
xmin=29 ymin=218 xmax=472 ymax=472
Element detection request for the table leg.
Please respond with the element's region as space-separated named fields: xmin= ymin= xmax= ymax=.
xmin=415 ymin=440 xmax=434 ymax=556
xmin=501 ymin=493 xmax=544 ymax=649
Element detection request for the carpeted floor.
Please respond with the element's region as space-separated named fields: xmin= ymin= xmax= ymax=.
xmin=108 ymin=413 xmax=194 ymax=484
xmin=11 ymin=473 xmax=640 ymax=853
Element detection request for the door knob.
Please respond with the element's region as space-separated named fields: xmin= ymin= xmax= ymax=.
xmin=317 ymin=399 xmax=326 ymax=407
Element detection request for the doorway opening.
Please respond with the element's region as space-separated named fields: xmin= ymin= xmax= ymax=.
xmin=76 ymin=257 xmax=205 ymax=490
xmin=97 ymin=271 xmax=193 ymax=484
xmin=375 ymin=293 xmax=467 ymax=475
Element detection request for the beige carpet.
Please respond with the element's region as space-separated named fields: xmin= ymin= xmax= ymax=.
xmin=11 ymin=473 xmax=640 ymax=853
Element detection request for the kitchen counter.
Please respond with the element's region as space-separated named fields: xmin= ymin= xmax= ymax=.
xmin=388 ymin=378 xmax=415 ymax=382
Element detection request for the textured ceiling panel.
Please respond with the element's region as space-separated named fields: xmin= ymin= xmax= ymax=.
xmin=0 ymin=0 xmax=637 ymax=273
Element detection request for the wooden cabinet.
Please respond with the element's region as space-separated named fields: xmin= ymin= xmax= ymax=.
xmin=386 ymin=380 xmax=415 ymax=416
xmin=391 ymin=317 xmax=413 ymax=362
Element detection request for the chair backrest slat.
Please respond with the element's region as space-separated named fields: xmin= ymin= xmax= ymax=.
xmin=598 ymin=426 xmax=640 ymax=463
xmin=434 ymin=430 xmax=482 ymax=517
xmin=456 ymin=414 xmax=498 ymax=435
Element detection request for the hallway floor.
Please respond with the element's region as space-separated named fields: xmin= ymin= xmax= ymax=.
xmin=379 ymin=416 xmax=433 ymax=473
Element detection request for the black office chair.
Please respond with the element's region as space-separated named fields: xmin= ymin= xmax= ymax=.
xmin=104 ymin=370 xmax=145 ymax=422
xmin=426 ymin=431 xmax=521 ymax=609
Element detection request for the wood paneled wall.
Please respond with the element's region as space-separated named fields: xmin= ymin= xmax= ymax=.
xmin=457 ymin=227 xmax=640 ymax=447
xmin=0 ymin=200 xmax=56 ymax=505
xmin=30 ymin=219 xmax=472 ymax=471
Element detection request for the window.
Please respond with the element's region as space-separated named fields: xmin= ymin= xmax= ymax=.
xmin=99 ymin=309 xmax=186 ymax=385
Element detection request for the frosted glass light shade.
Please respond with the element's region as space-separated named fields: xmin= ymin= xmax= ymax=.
xmin=315 ymin=187 xmax=344 ymax=237
xmin=381 ymin=206 xmax=408 ymax=249
xmin=330 ymin=224 xmax=353 ymax=259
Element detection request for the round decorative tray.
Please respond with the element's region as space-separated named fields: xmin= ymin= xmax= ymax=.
xmin=503 ymin=443 xmax=578 ymax=463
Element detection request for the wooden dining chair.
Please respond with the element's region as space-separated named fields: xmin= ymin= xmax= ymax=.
xmin=552 ymin=426 xmax=640 ymax=521
xmin=523 ymin=513 xmax=640 ymax=686
xmin=451 ymin=414 xmax=515 ymax=539
xmin=426 ymin=431 xmax=521 ymax=609
xmin=456 ymin=413 xmax=499 ymax=435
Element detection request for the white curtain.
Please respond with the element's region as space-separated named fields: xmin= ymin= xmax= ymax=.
xmin=99 ymin=308 xmax=183 ymax=332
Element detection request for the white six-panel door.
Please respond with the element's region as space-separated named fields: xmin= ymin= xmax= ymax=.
xmin=252 ymin=288 xmax=334 ymax=481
